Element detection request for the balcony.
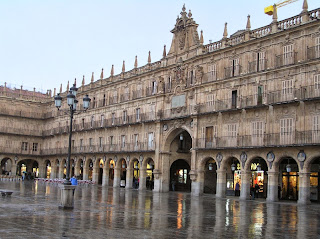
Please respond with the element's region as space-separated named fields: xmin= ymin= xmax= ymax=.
xmin=196 ymin=130 xmax=320 ymax=149
xmin=307 ymin=46 xmax=320 ymax=61
xmin=224 ymin=65 xmax=241 ymax=78
xmin=248 ymin=59 xmax=267 ymax=73
xmin=275 ymin=52 xmax=297 ymax=68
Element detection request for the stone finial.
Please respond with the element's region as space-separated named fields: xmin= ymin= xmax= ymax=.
xmin=148 ymin=51 xmax=151 ymax=64
xmin=53 ymin=88 xmax=56 ymax=96
xmin=134 ymin=56 xmax=138 ymax=69
xmin=100 ymin=68 xmax=104 ymax=79
xmin=74 ymin=78 xmax=76 ymax=86
xmin=111 ymin=65 xmax=114 ymax=77
xmin=272 ymin=4 xmax=278 ymax=23
xmin=82 ymin=75 xmax=85 ymax=86
xmin=246 ymin=15 xmax=251 ymax=31
xmin=188 ymin=10 xmax=192 ymax=18
xmin=163 ymin=45 xmax=167 ymax=58
xmin=91 ymin=72 xmax=94 ymax=83
xmin=66 ymin=81 xmax=69 ymax=91
xmin=122 ymin=60 xmax=125 ymax=73
xmin=302 ymin=0 xmax=308 ymax=12
xmin=60 ymin=84 xmax=62 ymax=93
xmin=223 ymin=22 xmax=228 ymax=39
xmin=200 ymin=30 xmax=204 ymax=44
xmin=182 ymin=4 xmax=186 ymax=12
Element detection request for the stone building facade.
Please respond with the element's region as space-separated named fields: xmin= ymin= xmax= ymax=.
xmin=1 ymin=2 xmax=320 ymax=204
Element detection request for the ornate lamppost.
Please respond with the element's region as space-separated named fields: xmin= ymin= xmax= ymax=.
xmin=54 ymin=84 xmax=91 ymax=208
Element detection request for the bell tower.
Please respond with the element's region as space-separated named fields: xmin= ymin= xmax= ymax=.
xmin=168 ymin=5 xmax=200 ymax=56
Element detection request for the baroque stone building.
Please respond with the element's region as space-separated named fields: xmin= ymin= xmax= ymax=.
xmin=1 ymin=2 xmax=320 ymax=204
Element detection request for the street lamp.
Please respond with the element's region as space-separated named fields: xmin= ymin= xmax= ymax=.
xmin=54 ymin=84 xmax=91 ymax=185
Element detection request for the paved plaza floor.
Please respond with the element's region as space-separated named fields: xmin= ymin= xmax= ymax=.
xmin=0 ymin=181 xmax=319 ymax=238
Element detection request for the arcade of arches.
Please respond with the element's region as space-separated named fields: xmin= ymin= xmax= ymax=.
xmin=1 ymin=128 xmax=320 ymax=204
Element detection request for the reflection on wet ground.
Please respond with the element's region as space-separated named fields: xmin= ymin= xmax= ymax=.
xmin=0 ymin=181 xmax=319 ymax=238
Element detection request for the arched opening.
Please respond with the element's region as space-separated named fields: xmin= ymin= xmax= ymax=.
xmin=45 ymin=160 xmax=51 ymax=178
xmin=249 ymin=157 xmax=268 ymax=199
xmin=120 ymin=159 xmax=127 ymax=187
xmin=1 ymin=158 xmax=12 ymax=175
xmin=78 ymin=159 xmax=84 ymax=179
xmin=109 ymin=159 xmax=115 ymax=186
xmin=88 ymin=159 xmax=93 ymax=180
xmin=203 ymin=158 xmax=217 ymax=194
xmin=61 ymin=159 xmax=67 ymax=178
xmin=279 ymin=157 xmax=299 ymax=200
xmin=17 ymin=160 xmax=27 ymax=178
xmin=98 ymin=159 xmax=104 ymax=185
xmin=32 ymin=161 xmax=39 ymax=178
xmin=133 ymin=160 xmax=140 ymax=189
xmin=225 ymin=157 xmax=241 ymax=196
xmin=170 ymin=159 xmax=191 ymax=192
xmin=146 ymin=159 xmax=154 ymax=190
xmin=70 ymin=159 xmax=75 ymax=177
xmin=310 ymin=157 xmax=320 ymax=202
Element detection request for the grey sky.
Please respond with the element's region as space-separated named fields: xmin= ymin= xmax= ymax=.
xmin=0 ymin=0 xmax=318 ymax=94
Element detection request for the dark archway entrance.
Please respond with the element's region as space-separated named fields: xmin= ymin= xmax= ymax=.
xmin=1 ymin=158 xmax=12 ymax=175
xmin=310 ymin=157 xmax=320 ymax=202
xmin=170 ymin=159 xmax=191 ymax=192
xmin=204 ymin=158 xmax=217 ymax=194
xmin=280 ymin=157 xmax=299 ymax=200
xmin=250 ymin=157 xmax=268 ymax=199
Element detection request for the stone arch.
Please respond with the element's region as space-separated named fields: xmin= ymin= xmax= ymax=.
xmin=220 ymin=156 xmax=240 ymax=171
xmin=129 ymin=157 xmax=139 ymax=169
xmin=169 ymin=158 xmax=191 ymax=192
xmin=303 ymin=154 xmax=320 ymax=172
xmin=244 ymin=156 xmax=268 ymax=171
xmin=199 ymin=156 xmax=216 ymax=169
xmin=0 ymin=157 xmax=13 ymax=175
xmin=162 ymin=126 xmax=193 ymax=152
xmin=273 ymin=152 xmax=301 ymax=171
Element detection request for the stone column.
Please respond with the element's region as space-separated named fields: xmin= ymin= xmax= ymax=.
xmin=298 ymin=172 xmax=311 ymax=205
xmin=113 ymin=168 xmax=121 ymax=188
xmin=139 ymin=168 xmax=147 ymax=191
xmin=153 ymin=169 xmax=162 ymax=192
xmin=50 ymin=165 xmax=57 ymax=179
xmin=11 ymin=163 xmax=17 ymax=176
xmin=38 ymin=164 xmax=46 ymax=178
xmin=240 ymin=171 xmax=251 ymax=200
xmin=74 ymin=166 xmax=80 ymax=178
xmin=83 ymin=166 xmax=89 ymax=180
xmin=58 ymin=166 xmax=64 ymax=179
xmin=126 ymin=168 xmax=133 ymax=189
xmin=191 ymin=170 xmax=203 ymax=196
xmin=102 ymin=166 xmax=109 ymax=186
xmin=92 ymin=165 xmax=99 ymax=183
xmin=59 ymin=184 xmax=76 ymax=209
xmin=156 ymin=153 xmax=170 ymax=193
xmin=266 ymin=171 xmax=279 ymax=202
xmin=216 ymin=169 xmax=227 ymax=198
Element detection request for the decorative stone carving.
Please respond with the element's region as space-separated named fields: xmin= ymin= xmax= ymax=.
xmin=195 ymin=66 xmax=203 ymax=83
xmin=267 ymin=151 xmax=275 ymax=169
xmin=216 ymin=152 xmax=223 ymax=169
xmin=297 ymin=150 xmax=306 ymax=170
xmin=189 ymin=170 xmax=197 ymax=181
xmin=240 ymin=151 xmax=247 ymax=169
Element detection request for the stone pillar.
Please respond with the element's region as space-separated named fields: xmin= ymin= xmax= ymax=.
xmin=102 ymin=166 xmax=109 ymax=186
xmin=216 ymin=169 xmax=227 ymax=198
xmin=83 ymin=166 xmax=89 ymax=180
xmin=113 ymin=168 xmax=121 ymax=188
xmin=267 ymin=171 xmax=279 ymax=202
xmin=74 ymin=166 xmax=80 ymax=178
xmin=58 ymin=166 xmax=64 ymax=179
xmin=50 ymin=165 xmax=57 ymax=179
xmin=38 ymin=164 xmax=46 ymax=178
xmin=126 ymin=168 xmax=133 ymax=189
xmin=240 ymin=171 xmax=251 ymax=200
xmin=157 ymin=153 xmax=170 ymax=193
xmin=153 ymin=169 xmax=162 ymax=192
xmin=11 ymin=163 xmax=17 ymax=176
xmin=59 ymin=184 xmax=76 ymax=209
xmin=92 ymin=165 xmax=99 ymax=183
xmin=139 ymin=168 xmax=147 ymax=191
xmin=298 ymin=172 xmax=311 ymax=205
xmin=191 ymin=170 xmax=203 ymax=196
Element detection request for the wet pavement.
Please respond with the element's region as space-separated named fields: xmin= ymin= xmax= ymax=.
xmin=0 ymin=181 xmax=319 ymax=239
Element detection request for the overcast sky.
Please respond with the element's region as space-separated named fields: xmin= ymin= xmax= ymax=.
xmin=0 ymin=0 xmax=318 ymax=94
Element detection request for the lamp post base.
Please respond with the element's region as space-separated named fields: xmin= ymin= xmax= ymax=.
xmin=59 ymin=184 xmax=76 ymax=209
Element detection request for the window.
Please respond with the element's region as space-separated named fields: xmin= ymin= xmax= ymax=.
xmin=316 ymin=37 xmax=320 ymax=58
xmin=92 ymin=97 xmax=96 ymax=108
xmin=167 ymin=76 xmax=172 ymax=92
xmin=71 ymin=140 xmax=75 ymax=148
xmin=103 ymin=94 xmax=106 ymax=106
xmin=257 ymin=52 xmax=265 ymax=71
xmin=280 ymin=118 xmax=294 ymax=145
xmin=152 ymin=81 xmax=157 ymax=95
xmin=230 ymin=58 xmax=240 ymax=77
xmin=137 ymin=84 xmax=142 ymax=98
xmin=121 ymin=135 xmax=126 ymax=148
xmin=90 ymin=115 xmax=94 ymax=128
xmin=231 ymin=90 xmax=237 ymax=108
xmin=282 ymin=79 xmax=294 ymax=101
xmin=136 ymin=108 xmax=140 ymax=122
xmin=100 ymin=115 xmax=104 ymax=127
xmin=89 ymin=138 xmax=93 ymax=147
xmin=99 ymin=137 xmax=103 ymax=147
xmin=123 ymin=110 xmax=127 ymax=123
xmin=148 ymin=132 xmax=154 ymax=149
xmin=80 ymin=139 xmax=83 ymax=150
xmin=312 ymin=115 xmax=320 ymax=143
xmin=208 ymin=64 xmax=217 ymax=81
xmin=113 ymin=91 xmax=118 ymax=104
xmin=205 ymin=126 xmax=213 ymax=148
xmin=134 ymin=134 xmax=139 ymax=149
xmin=314 ymin=74 xmax=320 ymax=90
xmin=227 ymin=123 xmax=237 ymax=147
xmin=82 ymin=118 xmax=85 ymax=128
xmin=32 ymin=143 xmax=38 ymax=151
xmin=21 ymin=142 xmax=28 ymax=151
xmin=112 ymin=112 xmax=115 ymax=125
xmin=206 ymin=93 xmax=214 ymax=111
xmin=110 ymin=136 xmax=114 ymax=146
xmin=283 ymin=44 xmax=294 ymax=65
xmin=189 ymin=70 xmax=194 ymax=86
xmin=150 ymin=104 xmax=155 ymax=120
xmin=255 ymin=85 xmax=264 ymax=105
xmin=252 ymin=121 xmax=264 ymax=146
